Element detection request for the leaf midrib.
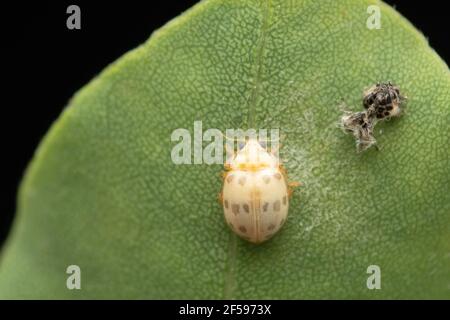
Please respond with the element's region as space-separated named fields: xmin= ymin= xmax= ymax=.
xmin=223 ymin=0 xmax=272 ymax=299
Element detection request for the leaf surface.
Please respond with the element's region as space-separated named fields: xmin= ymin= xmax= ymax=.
xmin=1 ymin=0 xmax=449 ymax=298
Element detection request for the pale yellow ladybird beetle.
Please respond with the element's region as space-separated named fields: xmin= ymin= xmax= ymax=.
xmin=220 ymin=138 xmax=298 ymax=244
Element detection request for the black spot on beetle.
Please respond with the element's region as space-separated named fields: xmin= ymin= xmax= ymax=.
xmin=239 ymin=226 xmax=247 ymax=233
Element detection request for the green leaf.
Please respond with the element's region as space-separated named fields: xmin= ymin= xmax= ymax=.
xmin=1 ymin=0 xmax=449 ymax=299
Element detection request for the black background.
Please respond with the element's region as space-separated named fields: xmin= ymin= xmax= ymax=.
xmin=2 ymin=1 xmax=449 ymax=247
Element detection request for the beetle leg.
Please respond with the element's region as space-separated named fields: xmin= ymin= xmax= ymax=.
xmin=288 ymin=181 xmax=301 ymax=198
xmin=221 ymin=171 xmax=228 ymax=179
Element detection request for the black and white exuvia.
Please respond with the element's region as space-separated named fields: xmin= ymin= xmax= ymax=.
xmin=341 ymin=82 xmax=406 ymax=152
